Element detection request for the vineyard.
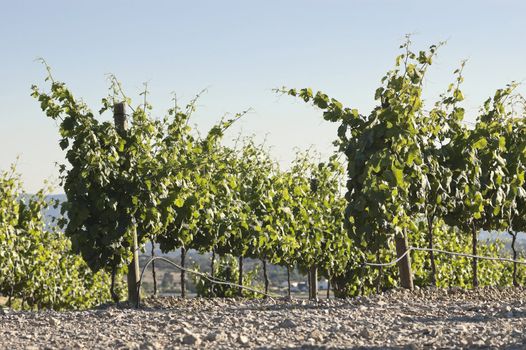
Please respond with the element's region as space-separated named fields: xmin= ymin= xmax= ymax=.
xmin=2 ymin=39 xmax=526 ymax=313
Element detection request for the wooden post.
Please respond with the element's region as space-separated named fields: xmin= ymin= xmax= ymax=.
xmin=287 ymin=266 xmax=291 ymax=298
xmin=512 ymin=232 xmax=519 ymax=287
xmin=114 ymin=102 xmax=140 ymax=307
xmin=128 ymin=223 xmax=140 ymax=306
xmin=307 ymin=267 xmax=311 ymax=296
xmin=110 ymin=264 xmax=119 ymax=303
xmin=113 ymin=102 xmax=128 ymax=131
xmin=395 ymin=233 xmax=413 ymax=290
xmin=427 ymin=216 xmax=437 ymax=287
xmin=210 ymin=251 xmax=216 ymax=297
xmin=375 ymin=250 xmax=383 ymax=293
xmin=262 ymin=259 xmax=269 ymax=296
xmin=471 ymin=223 xmax=479 ymax=288
xmin=210 ymin=251 xmax=216 ymax=278
xmin=309 ymin=265 xmax=318 ymax=300
xmin=151 ymin=240 xmax=157 ymax=296
xmin=181 ymin=247 xmax=186 ymax=298
xmin=238 ymin=256 xmax=243 ymax=297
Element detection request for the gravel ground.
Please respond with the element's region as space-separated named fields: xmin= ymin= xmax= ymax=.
xmin=1 ymin=287 xmax=526 ymax=349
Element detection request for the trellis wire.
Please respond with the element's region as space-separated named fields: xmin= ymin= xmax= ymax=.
xmin=362 ymin=246 xmax=526 ymax=267
xmin=137 ymin=256 xmax=279 ymax=307
xmin=137 ymin=247 xmax=525 ymax=307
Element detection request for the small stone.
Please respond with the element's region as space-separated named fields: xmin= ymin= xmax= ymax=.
xmin=329 ymin=325 xmax=342 ymax=332
xmin=429 ymin=328 xmax=442 ymax=337
xmin=181 ymin=327 xmax=193 ymax=335
xmin=309 ymin=330 xmax=324 ymax=341
xmin=279 ymin=318 xmax=297 ymax=328
xmin=205 ymin=331 xmax=227 ymax=342
xmin=140 ymin=341 xmax=161 ymax=350
xmin=256 ymin=336 xmax=267 ymax=343
xmin=360 ymin=328 xmax=372 ymax=339
xmin=472 ymin=340 xmax=485 ymax=347
xmin=182 ymin=334 xmax=201 ymax=346
xmin=180 ymin=321 xmax=192 ymax=329
xmin=238 ymin=335 xmax=250 ymax=345
xmin=447 ymin=287 xmax=462 ymax=295
xmin=114 ymin=340 xmax=138 ymax=349
xmin=49 ymin=318 xmax=61 ymax=327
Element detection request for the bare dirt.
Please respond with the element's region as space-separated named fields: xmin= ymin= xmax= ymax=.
xmin=1 ymin=287 xmax=525 ymax=349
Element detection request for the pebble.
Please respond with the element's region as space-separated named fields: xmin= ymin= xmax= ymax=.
xmin=278 ymin=318 xmax=297 ymax=328
xmin=309 ymin=330 xmax=324 ymax=341
xmin=205 ymin=331 xmax=227 ymax=342
xmin=360 ymin=328 xmax=372 ymax=339
xmin=49 ymin=318 xmax=61 ymax=327
xmin=238 ymin=335 xmax=249 ymax=345
xmin=181 ymin=333 xmax=201 ymax=346
xmin=139 ymin=341 xmax=161 ymax=350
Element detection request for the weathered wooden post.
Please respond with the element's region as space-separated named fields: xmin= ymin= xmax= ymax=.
xmin=395 ymin=233 xmax=413 ymax=290
xmin=262 ymin=259 xmax=270 ymax=296
xmin=471 ymin=223 xmax=479 ymax=288
xmin=309 ymin=265 xmax=318 ymax=300
xmin=113 ymin=102 xmax=141 ymax=307
xmin=151 ymin=241 xmax=157 ymax=296
xmin=308 ymin=177 xmax=320 ymax=300
xmin=286 ymin=266 xmax=292 ymax=298
xmin=180 ymin=247 xmax=186 ymax=298
xmin=238 ymin=256 xmax=243 ymax=297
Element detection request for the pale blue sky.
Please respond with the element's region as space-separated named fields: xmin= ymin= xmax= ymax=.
xmin=1 ymin=0 xmax=525 ymax=192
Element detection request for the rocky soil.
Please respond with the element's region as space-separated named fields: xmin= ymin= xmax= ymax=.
xmin=1 ymin=287 xmax=526 ymax=349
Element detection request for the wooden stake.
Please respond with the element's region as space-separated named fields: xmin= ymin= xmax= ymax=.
xmin=181 ymin=247 xmax=186 ymax=298
xmin=114 ymin=102 xmax=140 ymax=307
xmin=287 ymin=266 xmax=291 ymax=298
xmin=395 ymin=233 xmax=413 ymax=290
xmin=471 ymin=223 xmax=479 ymax=288
xmin=309 ymin=265 xmax=318 ymax=300
xmin=127 ymin=224 xmax=140 ymax=307
xmin=151 ymin=240 xmax=157 ymax=296
xmin=262 ymin=259 xmax=269 ymax=296
xmin=238 ymin=256 xmax=243 ymax=297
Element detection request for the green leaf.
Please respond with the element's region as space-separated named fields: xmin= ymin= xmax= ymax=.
xmin=59 ymin=138 xmax=69 ymax=150
xmin=473 ymin=138 xmax=487 ymax=150
xmin=390 ymin=163 xmax=404 ymax=187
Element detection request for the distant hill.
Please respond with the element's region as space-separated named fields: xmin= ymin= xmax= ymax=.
xmin=43 ymin=194 xmax=66 ymax=221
